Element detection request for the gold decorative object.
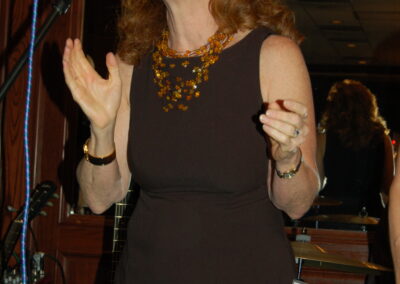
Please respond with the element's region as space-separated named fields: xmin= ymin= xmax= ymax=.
xmin=152 ymin=30 xmax=233 ymax=112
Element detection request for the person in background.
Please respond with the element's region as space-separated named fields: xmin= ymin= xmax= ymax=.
xmin=62 ymin=0 xmax=320 ymax=282
xmin=317 ymin=79 xmax=394 ymax=217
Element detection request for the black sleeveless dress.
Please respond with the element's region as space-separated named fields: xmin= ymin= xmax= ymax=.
xmin=115 ymin=27 xmax=296 ymax=284
xmin=321 ymin=131 xmax=385 ymax=217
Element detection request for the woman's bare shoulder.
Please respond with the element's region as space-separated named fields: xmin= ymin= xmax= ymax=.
xmin=259 ymin=34 xmax=310 ymax=103
xmin=260 ymin=35 xmax=305 ymax=70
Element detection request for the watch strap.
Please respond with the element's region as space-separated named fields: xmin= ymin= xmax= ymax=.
xmin=83 ymin=139 xmax=116 ymax=166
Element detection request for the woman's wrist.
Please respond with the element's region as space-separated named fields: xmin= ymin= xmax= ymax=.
xmin=88 ymin=125 xmax=115 ymax=157
xmin=275 ymin=148 xmax=302 ymax=173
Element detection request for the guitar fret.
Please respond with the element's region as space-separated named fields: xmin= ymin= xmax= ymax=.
xmin=113 ymin=216 xmax=131 ymax=220
xmin=112 ymin=244 xmax=126 ymax=252
xmin=112 ymin=261 xmax=120 ymax=264
xmin=111 ymin=186 xmax=136 ymax=283
xmin=115 ymin=202 xmax=133 ymax=206
xmin=115 ymin=207 xmax=134 ymax=212
xmin=114 ymin=213 xmax=133 ymax=219
xmin=114 ymin=219 xmax=129 ymax=228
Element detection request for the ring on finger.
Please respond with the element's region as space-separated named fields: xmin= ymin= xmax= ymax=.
xmin=293 ymin=128 xmax=300 ymax=137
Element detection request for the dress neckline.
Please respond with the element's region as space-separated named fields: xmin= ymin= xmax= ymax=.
xmin=161 ymin=27 xmax=266 ymax=61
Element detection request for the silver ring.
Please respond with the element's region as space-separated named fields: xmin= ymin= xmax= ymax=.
xmin=293 ymin=128 xmax=300 ymax=137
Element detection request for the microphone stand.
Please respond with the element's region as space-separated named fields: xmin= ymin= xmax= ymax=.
xmin=0 ymin=0 xmax=72 ymax=101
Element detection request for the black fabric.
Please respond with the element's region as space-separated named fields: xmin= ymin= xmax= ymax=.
xmin=321 ymin=131 xmax=385 ymax=217
xmin=115 ymin=27 xmax=296 ymax=283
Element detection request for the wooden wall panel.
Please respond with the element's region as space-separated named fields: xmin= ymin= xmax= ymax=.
xmin=0 ymin=0 xmax=9 ymax=73
xmin=0 ymin=0 xmax=9 ymax=220
xmin=60 ymin=253 xmax=109 ymax=284
xmin=1 ymin=0 xmax=35 ymax=241
xmin=1 ymin=1 xmax=114 ymax=283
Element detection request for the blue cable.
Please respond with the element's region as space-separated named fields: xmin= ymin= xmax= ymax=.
xmin=22 ymin=0 xmax=40 ymax=283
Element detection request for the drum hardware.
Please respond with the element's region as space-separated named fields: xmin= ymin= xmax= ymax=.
xmin=2 ymin=252 xmax=45 ymax=284
xmin=303 ymin=214 xmax=379 ymax=229
xmin=292 ymin=280 xmax=308 ymax=284
xmin=0 ymin=182 xmax=57 ymax=282
xmin=291 ymin=241 xmax=391 ymax=275
xmin=295 ymin=228 xmax=311 ymax=243
xmin=312 ymin=196 xmax=343 ymax=207
xmin=311 ymin=196 xmax=343 ymax=229
xmin=295 ymin=250 xmax=308 ymax=282
xmin=294 ymin=228 xmax=311 ymax=282
xmin=358 ymin=207 xmax=369 ymax=231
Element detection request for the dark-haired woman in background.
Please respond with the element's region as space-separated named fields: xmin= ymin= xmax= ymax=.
xmin=316 ymin=80 xmax=395 ymax=284
xmin=62 ymin=0 xmax=320 ymax=282
xmin=317 ymin=79 xmax=394 ymax=217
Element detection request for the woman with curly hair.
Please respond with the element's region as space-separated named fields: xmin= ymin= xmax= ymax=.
xmin=317 ymin=79 xmax=394 ymax=217
xmin=62 ymin=0 xmax=319 ymax=282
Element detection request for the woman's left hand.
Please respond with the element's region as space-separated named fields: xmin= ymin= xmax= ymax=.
xmin=259 ymin=99 xmax=309 ymax=163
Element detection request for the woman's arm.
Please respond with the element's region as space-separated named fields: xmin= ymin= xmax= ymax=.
xmin=259 ymin=35 xmax=319 ymax=220
xmin=389 ymin=146 xmax=400 ymax=283
xmin=316 ymin=131 xmax=326 ymax=190
xmin=63 ymin=39 xmax=133 ymax=214
xmin=381 ymin=133 xmax=394 ymax=205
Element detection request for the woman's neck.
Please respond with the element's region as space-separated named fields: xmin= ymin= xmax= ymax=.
xmin=164 ymin=0 xmax=219 ymax=52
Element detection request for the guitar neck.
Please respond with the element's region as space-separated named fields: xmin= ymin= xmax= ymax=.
xmin=110 ymin=188 xmax=135 ymax=283
xmin=1 ymin=216 xmax=24 ymax=269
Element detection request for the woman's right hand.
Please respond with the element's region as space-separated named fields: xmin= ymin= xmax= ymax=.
xmin=62 ymin=38 xmax=122 ymax=134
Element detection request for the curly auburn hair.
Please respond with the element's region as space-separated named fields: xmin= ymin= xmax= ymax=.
xmin=320 ymin=79 xmax=389 ymax=149
xmin=117 ymin=0 xmax=303 ymax=65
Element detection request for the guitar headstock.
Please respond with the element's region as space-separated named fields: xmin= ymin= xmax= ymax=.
xmin=0 ymin=182 xmax=58 ymax=282
xmin=16 ymin=181 xmax=58 ymax=222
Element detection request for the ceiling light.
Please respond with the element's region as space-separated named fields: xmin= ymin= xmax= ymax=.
xmin=347 ymin=43 xmax=357 ymax=48
xmin=358 ymin=60 xmax=367 ymax=65
xmin=331 ymin=20 xmax=342 ymax=25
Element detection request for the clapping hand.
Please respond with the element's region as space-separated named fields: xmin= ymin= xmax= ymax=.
xmin=62 ymin=38 xmax=122 ymax=133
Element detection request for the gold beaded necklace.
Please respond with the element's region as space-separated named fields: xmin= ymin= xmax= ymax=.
xmin=152 ymin=30 xmax=233 ymax=112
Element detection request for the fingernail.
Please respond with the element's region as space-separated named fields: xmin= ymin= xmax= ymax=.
xmin=266 ymin=110 xmax=273 ymax=116
xmin=260 ymin=115 xmax=266 ymax=122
